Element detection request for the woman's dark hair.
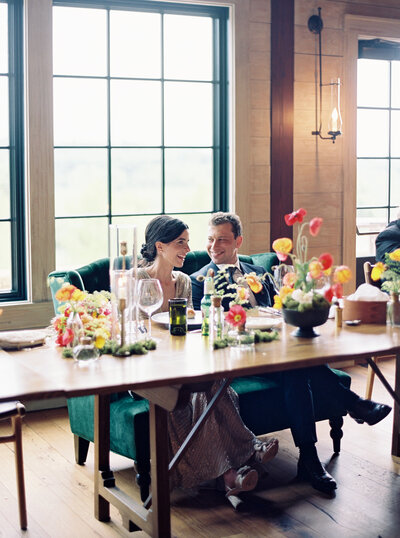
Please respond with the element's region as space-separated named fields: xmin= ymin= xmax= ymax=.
xmin=140 ymin=215 xmax=188 ymax=265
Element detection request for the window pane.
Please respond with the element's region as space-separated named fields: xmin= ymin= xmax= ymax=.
xmin=164 ymin=15 xmax=212 ymax=81
xmin=0 ymin=4 xmax=7 ymax=73
xmin=164 ymin=81 xmax=213 ymax=146
xmin=390 ymin=206 xmax=399 ymax=222
xmin=357 ymin=207 xmax=387 ymax=235
xmin=357 ymin=59 xmax=389 ymax=108
xmin=56 ymin=217 xmax=108 ymax=270
xmin=391 ymin=160 xmax=400 ymax=208
xmin=53 ymin=78 xmax=107 ymax=146
xmin=356 ymin=233 xmax=378 ymax=258
xmin=174 ymin=212 xmax=211 ymax=251
xmin=357 ymin=159 xmax=388 ymax=207
xmin=0 ymin=149 xmax=10 ymax=218
xmin=357 ymin=109 xmax=389 ymax=157
xmin=164 ymin=149 xmax=213 ymax=213
xmin=392 ymin=61 xmax=400 ymax=108
xmin=110 ymin=80 xmax=161 ymax=146
xmin=54 ymin=149 xmax=108 ymax=217
xmin=0 ymin=76 xmax=9 ymax=145
xmin=110 ymin=11 xmax=161 ymax=78
xmin=391 ymin=110 xmax=400 ymax=158
xmin=111 ymin=148 xmax=162 ymax=214
xmin=53 ymin=7 xmax=107 ymax=76
xmin=0 ymin=221 xmax=11 ymax=290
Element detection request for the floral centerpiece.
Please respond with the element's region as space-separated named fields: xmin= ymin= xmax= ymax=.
xmin=52 ymin=283 xmax=156 ymax=357
xmin=371 ymin=249 xmax=400 ymax=294
xmin=272 ymin=208 xmax=351 ymax=315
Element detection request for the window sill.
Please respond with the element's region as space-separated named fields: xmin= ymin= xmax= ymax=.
xmin=0 ymin=301 xmax=54 ymax=331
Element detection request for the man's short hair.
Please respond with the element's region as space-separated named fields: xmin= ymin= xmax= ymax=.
xmin=209 ymin=212 xmax=242 ymax=238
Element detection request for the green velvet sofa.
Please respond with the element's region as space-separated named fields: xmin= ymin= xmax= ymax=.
xmin=48 ymin=251 xmax=351 ymax=501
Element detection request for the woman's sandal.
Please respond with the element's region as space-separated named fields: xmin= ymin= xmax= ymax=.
xmin=253 ymin=438 xmax=279 ymax=465
xmin=225 ymin=466 xmax=258 ymax=497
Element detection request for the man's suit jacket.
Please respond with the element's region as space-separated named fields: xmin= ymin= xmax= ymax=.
xmin=376 ymin=219 xmax=400 ymax=262
xmin=191 ymin=260 xmax=276 ymax=310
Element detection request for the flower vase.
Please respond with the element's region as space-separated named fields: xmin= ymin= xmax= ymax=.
xmin=388 ymin=293 xmax=400 ymax=326
xmin=227 ymin=324 xmax=255 ymax=348
xmin=66 ymin=311 xmax=83 ymax=348
xmin=282 ymin=306 xmax=330 ymax=338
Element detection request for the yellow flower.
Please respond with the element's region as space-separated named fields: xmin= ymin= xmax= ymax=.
xmin=272 ymin=237 xmax=293 ymax=262
xmin=371 ymin=262 xmax=386 ymax=281
xmin=389 ymin=249 xmax=400 ymax=262
xmin=245 ymin=274 xmax=263 ymax=293
xmin=279 ymin=285 xmax=293 ymax=299
xmin=273 ymin=295 xmax=282 ymax=309
xmin=237 ymin=286 xmax=249 ymax=301
xmin=55 ymin=283 xmax=78 ymax=302
xmin=333 ymin=265 xmax=352 ymax=284
xmin=71 ymin=289 xmax=87 ymax=302
xmin=309 ymin=260 xmax=323 ymax=279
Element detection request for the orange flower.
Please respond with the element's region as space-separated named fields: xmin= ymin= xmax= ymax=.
xmin=272 ymin=237 xmax=293 ymax=262
xmin=225 ymin=304 xmax=247 ymax=327
xmin=389 ymin=249 xmax=400 ymax=262
xmin=245 ymin=274 xmax=263 ymax=293
xmin=333 ymin=265 xmax=352 ymax=284
xmin=284 ymin=208 xmax=307 ymax=226
xmin=318 ymin=253 xmax=333 ymax=271
xmin=309 ymin=217 xmax=323 ymax=237
xmin=371 ymin=262 xmax=386 ymax=281
xmin=273 ymin=295 xmax=282 ymax=309
xmin=55 ymin=284 xmax=79 ymax=302
xmin=283 ymin=272 xmax=297 ymax=288
xmin=309 ymin=260 xmax=323 ymax=279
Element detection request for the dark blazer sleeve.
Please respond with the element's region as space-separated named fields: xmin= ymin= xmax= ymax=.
xmin=241 ymin=262 xmax=276 ymax=308
xmin=376 ymin=220 xmax=400 ymax=262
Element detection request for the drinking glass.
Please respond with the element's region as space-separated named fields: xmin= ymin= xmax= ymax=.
xmin=273 ymin=264 xmax=295 ymax=289
xmin=138 ymin=279 xmax=163 ymax=340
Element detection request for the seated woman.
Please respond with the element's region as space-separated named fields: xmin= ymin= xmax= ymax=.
xmin=137 ymin=215 xmax=279 ymax=502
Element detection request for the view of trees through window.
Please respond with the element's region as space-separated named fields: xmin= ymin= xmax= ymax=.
xmin=53 ymin=1 xmax=228 ymax=270
xmin=357 ymin=55 xmax=400 ymax=257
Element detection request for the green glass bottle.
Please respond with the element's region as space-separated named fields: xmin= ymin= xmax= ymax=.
xmin=201 ymin=276 xmax=214 ymax=336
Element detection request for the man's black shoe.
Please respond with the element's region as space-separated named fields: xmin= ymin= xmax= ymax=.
xmin=348 ymin=398 xmax=392 ymax=426
xmin=297 ymin=457 xmax=337 ymax=494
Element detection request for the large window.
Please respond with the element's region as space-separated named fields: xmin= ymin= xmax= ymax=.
xmin=356 ymin=40 xmax=400 ymax=257
xmin=0 ymin=0 xmax=26 ymax=299
xmin=53 ymin=0 xmax=229 ymax=269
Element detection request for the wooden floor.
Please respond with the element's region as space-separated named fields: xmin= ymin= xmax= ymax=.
xmin=1 ymin=360 xmax=400 ymax=537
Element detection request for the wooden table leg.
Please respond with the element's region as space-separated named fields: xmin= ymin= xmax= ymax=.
xmin=392 ymin=353 xmax=400 ymax=457
xmin=94 ymin=394 xmax=113 ymax=521
xmin=149 ymin=402 xmax=171 ymax=538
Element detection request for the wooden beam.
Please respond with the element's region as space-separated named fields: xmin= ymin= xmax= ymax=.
xmin=270 ymin=0 xmax=294 ymax=245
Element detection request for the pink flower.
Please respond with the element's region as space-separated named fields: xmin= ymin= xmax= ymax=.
xmin=225 ymin=305 xmax=247 ymax=327
xmin=309 ymin=217 xmax=323 ymax=237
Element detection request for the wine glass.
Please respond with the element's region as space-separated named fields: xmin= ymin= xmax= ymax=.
xmin=273 ymin=264 xmax=295 ymax=289
xmin=137 ymin=279 xmax=163 ymax=340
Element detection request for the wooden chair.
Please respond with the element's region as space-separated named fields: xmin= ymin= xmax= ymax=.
xmin=363 ymin=261 xmax=392 ymax=399
xmin=0 ymin=401 xmax=27 ymax=530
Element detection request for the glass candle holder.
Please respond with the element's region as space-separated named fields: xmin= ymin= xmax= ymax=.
xmin=110 ymin=269 xmax=132 ymax=346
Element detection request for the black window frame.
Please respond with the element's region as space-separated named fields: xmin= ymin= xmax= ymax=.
xmin=0 ymin=0 xmax=26 ymax=302
xmin=52 ymin=0 xmax=229 ymax=229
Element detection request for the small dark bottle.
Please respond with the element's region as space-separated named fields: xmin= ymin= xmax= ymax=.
xmin=169 ymin=298 xmax=188 ymax=336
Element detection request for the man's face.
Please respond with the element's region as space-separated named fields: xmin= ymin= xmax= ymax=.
xmin=206 ymin=223 xmax=243 ymax=265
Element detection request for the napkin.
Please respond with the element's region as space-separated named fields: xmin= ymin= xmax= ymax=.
xmin=346 ymin=283 xmax=389 ymax=302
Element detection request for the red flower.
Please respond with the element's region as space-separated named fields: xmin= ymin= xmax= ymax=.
xmin=324 ymin=287 xmax=334 ymax=303
xmin=309 ymin=217 xmax=323 ymax=237
xmin=61 ymin=328 xmax=74 ymax=346
xmin=225 ymin=304 xmax=247 ymax=327
xmin=318 ymin=252 xmax=333 ymax=271
xmin=284 ymin=208 xmax=307 ymax=226
xmin=332 ymin=283 xmax=343 ymax=299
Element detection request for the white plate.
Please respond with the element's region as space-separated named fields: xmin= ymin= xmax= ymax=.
xmin=152 ymin=310 xmax=203 ymax=329
xmin=245 ymin=317 xmax=282 ymax=330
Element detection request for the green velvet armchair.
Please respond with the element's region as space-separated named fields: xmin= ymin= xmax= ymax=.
xmin=48 ymin=250 xmax=351 ymax=501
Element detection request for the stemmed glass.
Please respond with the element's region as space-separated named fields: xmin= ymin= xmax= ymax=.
xmin=137 ymin=279 xmax=163 ymax=340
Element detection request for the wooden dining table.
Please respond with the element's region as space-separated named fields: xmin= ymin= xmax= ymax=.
xmin=1 ymin=319 xmax=400 ymax=537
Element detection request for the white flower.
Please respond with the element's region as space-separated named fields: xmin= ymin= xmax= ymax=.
xmin=291 ymin=289 xmax=313 ymax=304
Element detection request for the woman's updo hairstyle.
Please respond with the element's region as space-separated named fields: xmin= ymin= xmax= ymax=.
xmin=140 ymin=215 xmax=188 ymax=265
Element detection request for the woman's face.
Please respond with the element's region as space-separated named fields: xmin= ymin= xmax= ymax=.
xmin=157 ymin=229 xmax=190 ymax=268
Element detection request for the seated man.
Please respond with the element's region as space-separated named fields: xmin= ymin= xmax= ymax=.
xmin=376 ymin=208 xmax=400 ymax=262
xmin=191 ymin=212 xmax=392 ymax=494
